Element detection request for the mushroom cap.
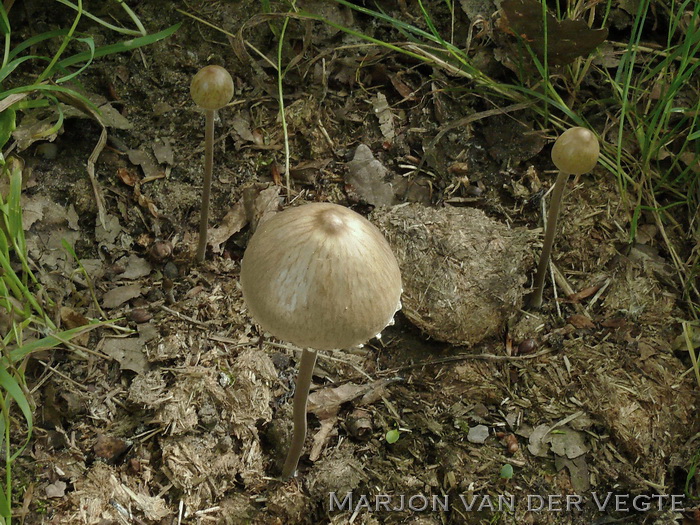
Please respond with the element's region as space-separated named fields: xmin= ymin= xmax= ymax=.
xmin=240 ymin=203 xmax=403 ymax=350
xmin=190 ymin=65 xmax=234 ymax=110
xmin=551 ymin=127 xmax=600 ymax=175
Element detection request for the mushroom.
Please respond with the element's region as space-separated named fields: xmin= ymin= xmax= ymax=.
xmin=529 ymin=127 xmax=600 ymax=309
xmin=190 ymin=65 xmax=234 ymax=263
xmin=240 ymin=203 xmax=402 ymax=478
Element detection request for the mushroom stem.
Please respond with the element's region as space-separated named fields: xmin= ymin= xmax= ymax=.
xmin=529 ymin=170 xmax=570 ymax=309
xmin=281 ymin=348 xmax=318 ymax=479
xmin=196 ymin=108 xmax=215 ymax=263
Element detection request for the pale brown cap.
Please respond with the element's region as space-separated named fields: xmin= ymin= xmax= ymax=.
xmin=190 ymin=65 xmax=234 ymax=110
xmin=551 ymin=127 xmax=600 ymax=175
xmin=240 ymin=203 xmax=402 ymax=350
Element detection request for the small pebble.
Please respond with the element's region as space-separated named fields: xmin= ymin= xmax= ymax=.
xmin=148 ymin=240 xmax=173 ymax=261
xmin=163 ymin=261 xmax=178 ymax=279
xmin=517 ymin=338 xmax=538 ymax=355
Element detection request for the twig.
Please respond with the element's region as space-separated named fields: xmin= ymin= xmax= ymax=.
xmin=375 ymin=347 xmax=556 ymax=377
xmin=159 ymin=305 xmax=212 ymax=328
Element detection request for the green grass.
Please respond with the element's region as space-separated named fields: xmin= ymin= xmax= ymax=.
xmin=0 ymin=1 xmax=180 ymax=162
xmin=0 ymin=159 xmax=107 ymax=524
xmin=0 ymin=2 xmax=179 ymax=521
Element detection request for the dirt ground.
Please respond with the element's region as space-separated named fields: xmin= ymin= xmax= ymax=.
xmin=5 ymin=0 xmax=699 ymax=524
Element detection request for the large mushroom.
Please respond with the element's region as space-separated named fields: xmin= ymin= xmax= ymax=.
xmin=529 ymin=127 xmax=600 ymax=309
xmin=240 ymin=202 xmax=402 ymax=478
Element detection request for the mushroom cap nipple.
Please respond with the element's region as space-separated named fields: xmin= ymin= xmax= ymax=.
xmin=551 ymin=127 xmax=600 ymax=175
xmin=190 ymin=65 xmax=234 ymax=111
xmin=240 ymin=203 xmax=403 ymax=351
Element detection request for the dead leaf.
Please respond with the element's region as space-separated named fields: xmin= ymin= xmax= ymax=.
xmin=127 ymin=149 xmax=161 ymax=179
xmin=567 ymin=314 xmax=595 ymax=329
xmin=232 ymin=111 xmax=257 ymax=143
xmin=467 ymin=424 xmax=489 ymax=444
xmin=94 ymin=103 xmax=132 ymax=130
xmin=95 ymin=214 xmax=122 ymax=245
xmin=152 ymin=138 xmax=174 ymax=165
xmin=565 ymin=284 xmax=603 ymax=303
xmin=547 ymin=428 xmax=588 ymax=459
xmin=554 ymin=455 xmax=590 ymax=492
xmin=389 ymin=73 xmax=416 ymax=100
xmin=60 ymin=306 xmax=90 ymax=346
xmin=101 ymin=336 xmax=148 ymax=374
xmin=638 ymin=342 xmax=657 ymax=360
xmin=289 ymin=158 xmax=330 ymax=185
xmin=251 ymin=185 xmax=281 ymax=230
xmin=117 ymin=254 xmax=152 ymax=280
xmin=116 ymin=167 xmax=139 ymax=187
xmin=345 ymin=144 xmax=395 ymax=206
xmin=308 ymin=383 xmax=367 ymax=419
xmin=270 ymin=162 xmax=281 ymax=185
xmin=499 ymin=0 xmax=608 ymax=66
xmin=94 ymin=434 xmax=130 ymax=462
xmin=134 ymin=183 xmax=160 ymax=217
xmin=12 ymin=113 xmax=60 ymax=151
xmin=372 ymin=93 xmax=395 ymax=142
xmin=600 ymin=317 xmax=626 ymax=329
xmin=45 ymin=480 xmax=67 ymax=499
xmin=527 ymin=424 xmax=551 ymax=457
xmin=102 ymin=284 xmax=142 ymax=309
xmin=208 ymin=200 xmax=248 ymax=254
xmin=309 ymin=416 xmax=337 ymax=462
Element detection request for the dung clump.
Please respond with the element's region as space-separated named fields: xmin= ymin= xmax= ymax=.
xmin=371 ymin=204 xmax=535 ymax=345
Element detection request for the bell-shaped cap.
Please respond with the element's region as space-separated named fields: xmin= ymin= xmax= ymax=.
xmin=551 ymin=127 xmax=600 ymax=175
xmin=190 ymin=65 xmax=234 ymax=110
xmin=240 ymin=203 xmax=402 ymax=350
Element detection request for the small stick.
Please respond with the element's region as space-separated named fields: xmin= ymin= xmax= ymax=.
xmin=282 ymin=348 xmax=318 ymax=479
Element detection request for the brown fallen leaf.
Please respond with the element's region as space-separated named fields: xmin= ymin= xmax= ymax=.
xmin=60 ymin=306 xmax=90 ymax=346
xmin=208 ymin=199 xmax=248 ymax=254
xmin=601 ymin=317 xmax=627 ymax=329
xmin=101 ymin=336 xmax=148 ymax=374
xmin=102 ymin=284 xmax=142 ymax=309
xmin=308 ymin=382 xmax=367 ymax=420
xmin=564 ymin=284 xmax=603 ymax=303
xmin=94 ymin=434 xmax=130 ymax=462
xmin=117 ymin=254 xmax=152 ymax=280
xmin=498 ymin=0 xmax=608 ymax=66
xmin=567 ymin=314 xmax=595 ymax=329
xmin=116 ymin=167 xmax=139 ymax=187
xmin=45 ymin=480 xmax=67 ymax=499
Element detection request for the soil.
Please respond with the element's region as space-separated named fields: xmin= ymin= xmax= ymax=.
xmin=4 ymin=1 xmax=699 ymax=524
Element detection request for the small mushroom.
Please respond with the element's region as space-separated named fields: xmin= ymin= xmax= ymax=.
xmin=190 ymin=65 xmax=234 ymax=263
xmin=529 ymin=127 xmax=599 ymax=309
xmin=240 ymin=203 xmax=402 ymax=478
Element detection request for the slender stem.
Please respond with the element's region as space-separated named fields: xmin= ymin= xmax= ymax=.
xmin=529 ymin=170 xmax=570 ymax=309
xmin=196 ymin=109 xmax=215 ymax=263
xmin=277 ymin=14 xmax=291 ymax=199
xmin=281 ymin=348 xmax=317 ymax=479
